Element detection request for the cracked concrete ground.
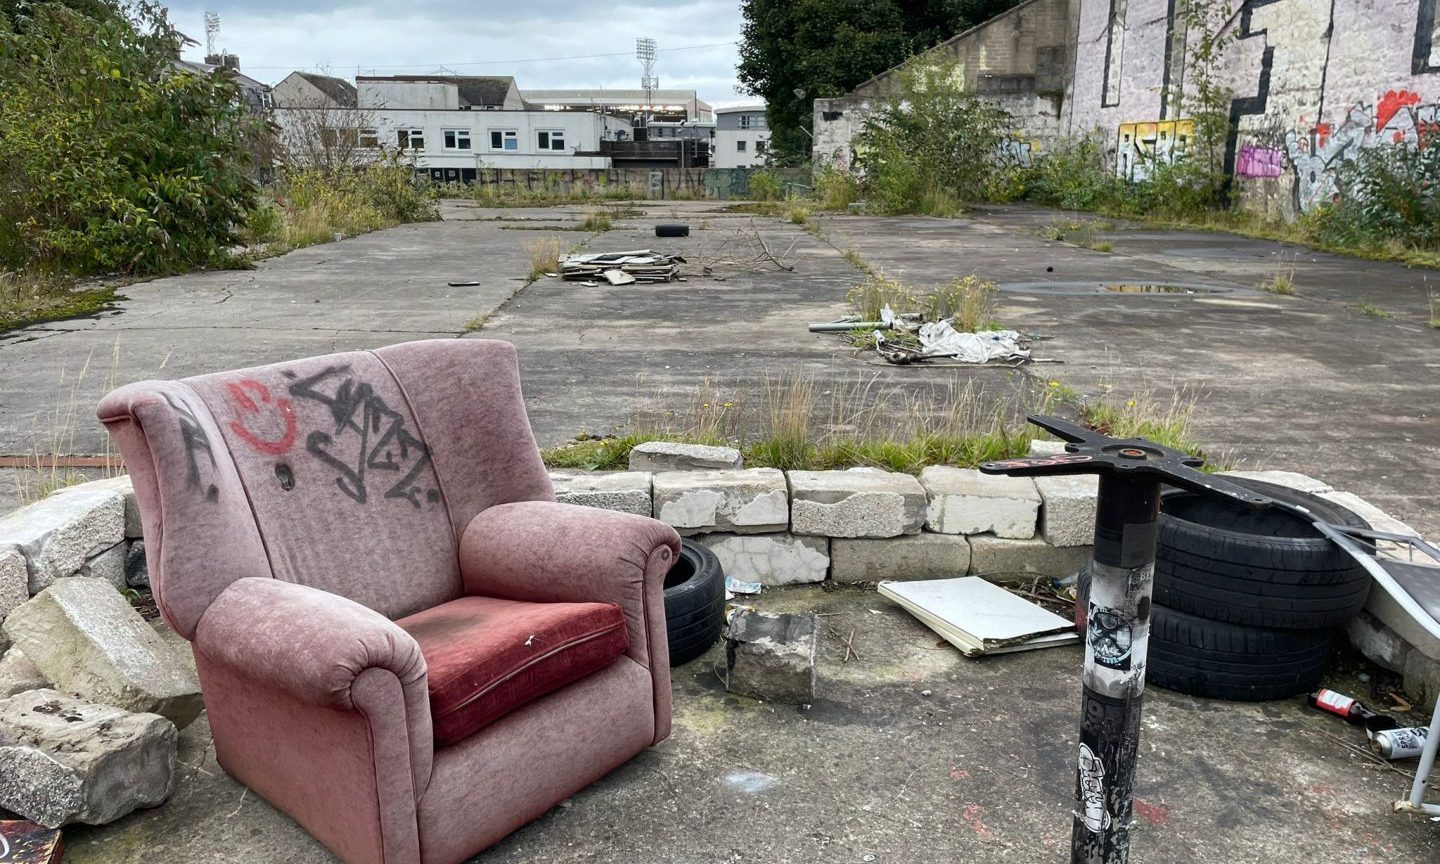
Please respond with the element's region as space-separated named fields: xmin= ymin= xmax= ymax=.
xmin=2 ymin=200 xmax=1433 ymax=537
xmin=56 ymin=586 xmax=1440 ymax=863
xmin=2 ymin=201 xmax=1438 ymax=860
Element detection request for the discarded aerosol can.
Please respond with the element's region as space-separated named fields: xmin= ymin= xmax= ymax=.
xmin=1372 ymin=726 xmax=1431 ymax=760
xmin=1307 ymin=688 xmax=1399 ymax=732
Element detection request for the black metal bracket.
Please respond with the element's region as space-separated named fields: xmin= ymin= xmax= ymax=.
xmin=980 ymin=415 xmax=1271 ymax=507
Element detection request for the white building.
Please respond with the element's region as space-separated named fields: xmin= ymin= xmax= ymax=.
xmin=272 ymin=73 xmax=632 ymax=179
xmin=521 ymin=89 xmax=713 ymax=124
xmin=712 ymin=105 xmax=770 ymax=169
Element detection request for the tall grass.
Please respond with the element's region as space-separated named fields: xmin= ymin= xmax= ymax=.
xmin=844 ymin=272 xmax=998 ymax=331
xmin=523 ymin=237 xmax=562 ymax=280
xmin=13 ymin=342 xmax=125 ymax=504
xmin=248 ymin=161 xmax=438 ymax=256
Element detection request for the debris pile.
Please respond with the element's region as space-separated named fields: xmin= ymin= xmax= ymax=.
xmin=811 ymin=305 xmax=1037 ymax=366
xmin=560 ymin=250 xmax=683 ymax=285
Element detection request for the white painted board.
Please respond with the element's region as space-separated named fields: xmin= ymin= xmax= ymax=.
xmin=879 ymin=576 xmax=1078 ymax=656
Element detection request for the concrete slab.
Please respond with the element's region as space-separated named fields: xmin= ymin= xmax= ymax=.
xmin=54 ymin=585 xmax=1440 ymax=863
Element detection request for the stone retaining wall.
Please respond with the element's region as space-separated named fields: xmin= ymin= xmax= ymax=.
xmin=2 ymin=449 xmax=1437 ymax=703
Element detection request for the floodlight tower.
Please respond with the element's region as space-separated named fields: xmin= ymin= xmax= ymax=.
xmin=637 ymin=37 xmax=658 ymax=114
xmin=204 ymin=12 xmax=220 ymax=57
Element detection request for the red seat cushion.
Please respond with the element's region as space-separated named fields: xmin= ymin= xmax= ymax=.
xmin=396 ymin=596 xmax=629 ymax=745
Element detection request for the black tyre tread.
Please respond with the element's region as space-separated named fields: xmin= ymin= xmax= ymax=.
xmin=1155 ymin=477 xmax=1371 ymax=630
xmin=655 ymin=224 xmax=690 ymax=237
xmin=1145 ymin=605 xmax=1335 ymax=701
xmin=664 ymin=539 xmax=725 ymax=666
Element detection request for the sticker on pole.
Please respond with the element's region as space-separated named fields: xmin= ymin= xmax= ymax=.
xmin=1087 ymin=604 xmax=1134 ymax=671
xmin=1077 ymin=744 xmax=1111 ymax=833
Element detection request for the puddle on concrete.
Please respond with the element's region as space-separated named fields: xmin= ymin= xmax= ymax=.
xmin=723 ymin=769 xmax=779 ymax=793
xmin=1001 ymin=280 xmax=1248 ymax=296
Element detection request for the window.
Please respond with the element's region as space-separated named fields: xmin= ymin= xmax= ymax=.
xmin=397 ymin=129 xmax=425 ymax=150
xmin=320 ymin=127 xmax=358 ymax=148
xmin=537 ymin=130 xmax=566 ymax=151
xmin=756 ymin=140 xmax=767 ymax=155
xmin=443 ymin=129 xmax=472 ymax=151
xmin=359 ymin=129 xmax=379 ymax=148
xmin=489 ymin=129 xmax=518 ymax=151
xmin=736 ymin=140 xmax=747 ymax=152
xmin=259 ymin=90 xmax=274 ymax=110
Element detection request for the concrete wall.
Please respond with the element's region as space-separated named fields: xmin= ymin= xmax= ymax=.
xmin=1067 ymin=0 xmax=1440 ymax=218
xmin=359 ymin=80 xmax=459 ymax=111
xmin=271 ymin=73 xmax=334 ymax=109
xmin=812 ymin=0 xmax=1077 ymax=175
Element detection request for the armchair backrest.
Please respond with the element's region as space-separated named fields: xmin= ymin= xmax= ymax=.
xmin=97 ymin=339 xmax=555 ymax=639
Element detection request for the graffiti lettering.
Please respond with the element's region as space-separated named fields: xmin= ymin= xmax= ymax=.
xmin=225 ymin=378 xmax=297 ymax=456
xmin=1285 ymin=91 xmax=1440 ymax=212
xmin=287 ymin=365 xmax=438 ymax=508
xmin=1115 ymin=119 xmax=1193 ymax=181
xmin=987 ymin=453 xmax=1092 ymax=470
xmin=1235 ymin=144 xmax=1285 ymax=178
xmin=163 ymin=393 xmax=219 ymax=503
xmin=1077 ymin=743 xmax=1110 ymax=833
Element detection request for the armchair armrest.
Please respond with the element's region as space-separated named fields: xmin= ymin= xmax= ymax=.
xmin=196 ymin=577 xmax=428 ymax=711
xmin=194 ymin=578 xmax=432 ymax=864
xmin=459 ymin=501 xmax=680 ymax=742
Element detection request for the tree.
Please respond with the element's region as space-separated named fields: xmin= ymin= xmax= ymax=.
xmin=737 ymin=0 xmax=1027 ymax=161
xmin=0 ymin=1 xmax=259 ymax=275
xmin=274 ymin=93 xmax=382 ymax=171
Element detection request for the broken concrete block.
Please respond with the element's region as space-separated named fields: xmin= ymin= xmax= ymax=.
xmin=628 ymin=441 xmax=742 ymax=472
xmin=79 ymin=542 xmax=128 ymax=590
xmin=1346 ymin=610 xmax=1410 ymax=674
xmin=0 ymin=486 xmax=125 ymax=595
xmin=1028 ymin=439 xmax=1067 ymax=457
xmin=125 ymin=540 xmax=149 ymax=589
xmin=788 ymin=469 xmax=926 ymax=538
xmin=700 ymin=533 xmax=829 ymax=586
xmin=725 ymin=610 xmax=817 ymax=704
xmin=831 ymin=533 xmax=971 ymax=584
xmin=968 ymin=535 xmax=1091 ymax=582
xmin=1219 ymin=469 xmax=1333 ymax=495
xmin=1403 ymin=648 xmax=1440 ymax=705
xmin=1035 ymin=474 xmax=1099 ymax=547
xmin=2 ymin=578 xmax=202 ymax=728
xmin=653 ymin=469 xmax=788 ymax=534
xmin=1 ymin=545 xmax=26 ymax=623
xmin=57 ymin=475 xmax=142 ymax=539
xmin=150 ymin=617 xmax=197 ymax=681
xmin=920 ymin=466 xmax=1039 ymax=539
xmin=0 ymin=649 xmax=50 ymax=699
xmin=0 ymin=689 xmax=176 ymax=827
xmin=550 ymin=471 xmax=653 ymax=516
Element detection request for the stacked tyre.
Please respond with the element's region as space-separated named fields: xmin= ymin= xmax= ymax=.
xmin=663 ymin=539 xmax=726 ymax=666
xmin=1082 ymin=478 xmax=1372 ymax=701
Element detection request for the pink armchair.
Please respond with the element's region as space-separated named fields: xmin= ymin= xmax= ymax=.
xmin=97 ymin=340 xmax=680 ymax=864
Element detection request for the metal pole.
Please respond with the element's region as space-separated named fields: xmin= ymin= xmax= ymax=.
xmin=1073 ymin=468 xmax=1161 ymax=864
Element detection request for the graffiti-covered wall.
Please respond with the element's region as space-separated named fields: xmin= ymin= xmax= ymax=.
xmin=1068 ymin=0 xmax=1440 ymax=218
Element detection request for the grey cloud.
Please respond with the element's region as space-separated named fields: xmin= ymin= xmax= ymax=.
xmin=169 ymin=0 xmax=745 ymax=100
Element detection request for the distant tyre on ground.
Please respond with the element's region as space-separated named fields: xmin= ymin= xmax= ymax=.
xmin=1155 ymin=477 xmax=1372 ymax=630
xmin=655 ymin=224 xmax=690 ymax=238
xmin=664 ymin=539 xmax=725 ymax=666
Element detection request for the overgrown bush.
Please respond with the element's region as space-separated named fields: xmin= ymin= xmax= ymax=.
xmin=815 ymin=167 xmax=860 ymax=210
xmin=0 ymin=1 xmax=259 ymax=276
xmin=261 ymin=159 xmax=437 ymax=252
xmin=749 ymin=170 xmax=784 ymax=201
xmin=854 ymin=59 xmax=1016 ymax=215
xmin=1304 ymin=143 xmax=1440 ymax=252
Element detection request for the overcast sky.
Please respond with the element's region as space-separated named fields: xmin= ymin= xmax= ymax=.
xmin=166 ymin=1 xmax=749 ymax=105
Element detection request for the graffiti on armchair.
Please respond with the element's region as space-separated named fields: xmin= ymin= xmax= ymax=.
xmin=224 ymin=378 xmax=298 ymax=456
xmin=164 ymin=393 xmax=220 ymax=503
xmin=1285 ymin=89 xmax=1440 ymax=212
xmin=286 ymin=365 xmax=439 ymax=508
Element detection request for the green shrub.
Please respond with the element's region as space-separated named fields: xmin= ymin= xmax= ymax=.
xmin=815 ymin=167 xmax=860 ymax=211
xmin=0 ymin=1 xmax=259 ymax=276
xmin=854 ymin=59 xmax=1015 ymax=215
xmin=266 ymin=160 xmax=437 ymax=252
xmin=749 ymin=170 xmax=784 ymax=201
xmin=1308 ymin=144 xmax=1440 ymax=252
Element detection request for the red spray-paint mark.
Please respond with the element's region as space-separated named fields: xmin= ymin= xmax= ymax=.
xmin=949 ymin=767 xmax=971 ymax=780
xmin=1377 ymin=89 xmax=1421 ymax=131
xmin=225 ymin=379 xmax=298 ymax=455
xmin=961 ymin=804 xmax=996 ymax=840
xmin=1315 ymin=123 xmax=1333 ymax=148
xmin=1133 ymin=798 xmax=1170 ymax=826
